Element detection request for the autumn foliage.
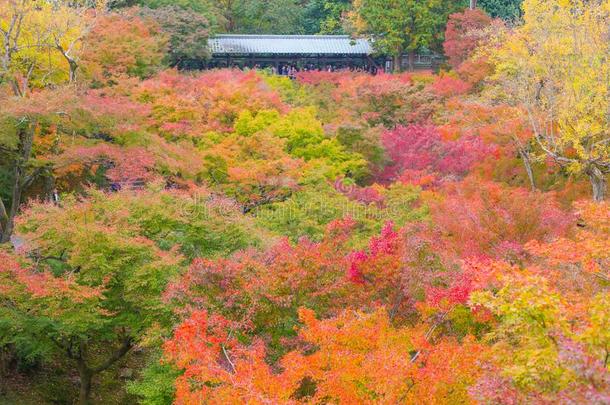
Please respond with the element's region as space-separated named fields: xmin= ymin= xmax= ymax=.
xmin=0 ymin=2 xmax=609 ymax=405
xmin=444 ymin=8 xmax=493 ymax=69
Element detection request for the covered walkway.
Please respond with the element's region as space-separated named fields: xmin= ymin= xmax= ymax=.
xmin=207 ymin=35 xmax=443 ymax=72
xmin=207 ymin=35 xmax=382 ymax=72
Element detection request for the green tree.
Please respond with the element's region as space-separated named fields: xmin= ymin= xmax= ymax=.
xmin=349 ymin=0 xmax=466 ymax=71
xmin=234 ymin=108 xmax=369 ymax=181
xmin=0 ymin=187 xmax=264 ymax=404
xmin=303 ymin=0 xmax=351 ymax=34
xmin=255 ymin=182 xmax=427 ymax=246
xmin=120 ymin=0 xmax=214 ymax=14
xmin=478 ymin=0 xmax=523 ymax=21
xmin=139 ymin=6 xmax=212 ymax=69
xmin=227 ymin=0 xmax=306 ymax=34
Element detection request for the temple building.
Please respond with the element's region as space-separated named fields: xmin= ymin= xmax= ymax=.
xmin=206 ymin=35 xmax=442 ymax=72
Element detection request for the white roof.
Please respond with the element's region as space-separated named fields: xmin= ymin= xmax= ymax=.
xmin=208 ymin=35 xmax=374 ymax=55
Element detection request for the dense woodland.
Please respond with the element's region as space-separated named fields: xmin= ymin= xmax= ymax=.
xmin=0 ymin=0 xmax=609 ymax=404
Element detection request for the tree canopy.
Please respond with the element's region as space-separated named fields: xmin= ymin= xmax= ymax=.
xmin=0 ymin=1 xmax=608 ymax=404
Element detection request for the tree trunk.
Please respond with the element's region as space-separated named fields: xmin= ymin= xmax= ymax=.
xmin=0 ymin=124 xmax=34 ymax=244
xmin=470 ymin=0 xmax=477 ymax=9
xmin=0 ymin=175 xmax=22 ymax=244
xmin=408 ymin=50 xmax=416 ymax=71
xmin=69 ymin=60 xmax=78 ymax=83
xmin=393 ymin=54 xmax=402 ymax=73
xmin=71 ymin=337 xmax=133 ymax=404
xmin=42 ymin=172 xmax=55 ymax=203
xmin=9 ymin=79 xmax=21 ymax=97
xmin=0 ymin=200 xmax=9 ymax=244
xmin=586 ymin=165 xmax=606 ymax=202
xmin=77 ymin=362 xmax=93 ymax=405
xmin=519 ymin=148 xmax=536 ymax=191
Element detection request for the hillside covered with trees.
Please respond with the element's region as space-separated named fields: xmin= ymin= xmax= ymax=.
xmin=0 ymin=0 xmax=608 ymax=404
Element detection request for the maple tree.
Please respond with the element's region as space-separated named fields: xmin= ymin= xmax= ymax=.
xmin=234 ymin=108 xmax=368 ymax=181
xmin=378 ymin=124 xmax=497 ymax=185
xmin=164 ymin=306 xmax=486 ymax=404
xmin=437 ymin=100 xmax=539 ymax=190
xmin=164 ymin=219 xmax=357 ymax=352
xmin=295 ymin=71 xmax=440 ymax=129
xmin=0 ymin=89 xmax=77 ymax=243
xmin=135 ymin=69 xmax=286 ymax=136
xmin=255 ymin=181 xmax=427 ymax=246
xmin=81 ymin=10 xmax=168 ymax=85
xmin=428 ymin=178 xmax=573 ymax=259
xmin=1 ymin=197 xmax=182 ymax=404
xmin=199 ymin=129 xmax=302 ymax=210
xmin=0 ymin=186 xmax=264 ymax=403
xmin=471 ymin=272 xmax=610 ymax=403
xmin=463 ymin=199 xmax=609 ymax=403
xmin=524 ymin=201 xmax=609 ymax=303
xmin=0 ymin=86 xmax=157 ymax=243
xmin=443 ymin=8 xmax=493 ymax=69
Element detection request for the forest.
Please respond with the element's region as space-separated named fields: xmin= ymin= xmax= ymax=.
xmin=0 ymin=0 xmax=608 ymax=404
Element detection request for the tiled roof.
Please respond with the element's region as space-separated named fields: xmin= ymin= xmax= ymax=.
xmin=208 ymin=35 xmax=373 ymax=55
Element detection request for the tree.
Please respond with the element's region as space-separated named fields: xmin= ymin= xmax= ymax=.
xmin=255 ymin=181 xmax=427 ymax=245
xmin=0 ymin=200 xmax=181 ymax=404
xmin=128 ymin=0 xmax=217 ymax=17
xmin=471 ymin=274 xmax=610 ymax=402
xmin=135 ymin=69 xmax=287 ymax=136
xmin=438 ymin=99 xmax=538 ymax=190
xmin=428 ymin=178 xmax=573 ymax=259
xmin=525 ymin=201 xmax=610 ymax=294
xmin=478 ymin=0 xmax=523 ymax=21
xmin=234 ymin=108 xmax=368 ymax=182
xmin=377 ymin=125 xmax=497 ymax=184
xmin=349 ymin=0 xmax=466 ymax=71
xmin=230 ymin=0 xmax=306 ymax=34
xmin=0 ymin=186 xmax=264 ymax=403
xmin=47 ymin=1 xmax=107 ymax=83
xmin=465 ymin=200 xmax=609 ymax=403
xmin=0 ymin=113 xmax=39 ymax=243
xmin=295 ymin=71 xmax=440 ymax=127
xmin=0 ymin=0 xmax=90 ymax=96
xmin=443 ymin=8 xmax=493 ymax=69
xmin=139 ymin=5 xmax=211 ymax=69
xmin=81 ymin=10 xmax=168 ymax=85
xmin=164 ymin=306 xmax=485 ymax=403
xmin=489 ymin=0 xmax=610 ymax=200
xmin=0 ymin=89 xmax=78 ymax=243
xmin=173 ymin=0 xmax=308 ymax=34
xmin=199 ymin=129 xmax=303 ymax=211
xmin=165 ymin=218 xmax=358 ymax=350
xmin=303 ymin=0 xmax=350 ymax=34
xmin=0 ymin=86 xmax=155 ymax=244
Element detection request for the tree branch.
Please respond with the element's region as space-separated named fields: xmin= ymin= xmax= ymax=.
xmin=91 ymin=337 xmax=133 ymax=374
